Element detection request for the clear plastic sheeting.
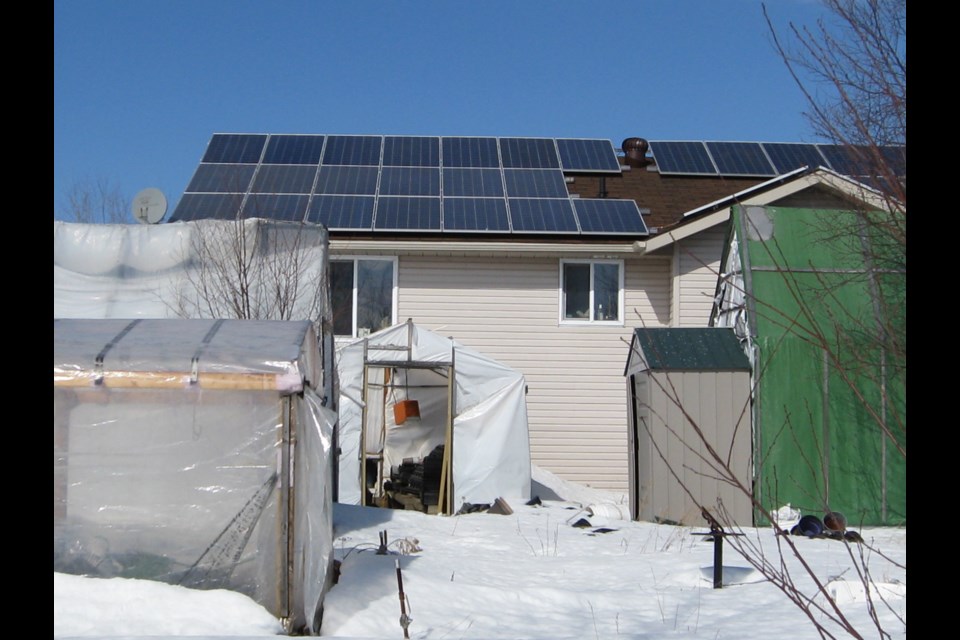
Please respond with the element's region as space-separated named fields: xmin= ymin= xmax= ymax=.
xmin=337 ymin=320 xmax=532 ymax=511
xmin=53 ymin=318 xmax=335 ymax=633
xmin=54 ymin=318 xmax=321 ymax=393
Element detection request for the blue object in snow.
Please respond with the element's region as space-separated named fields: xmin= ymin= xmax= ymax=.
xmin=791 ymin=515 xmax=824 ymax=537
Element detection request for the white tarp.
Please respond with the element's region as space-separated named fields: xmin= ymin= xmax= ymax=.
xmin=53 ymin=219 xmax=329 ymax=321
xmin=337 ymin=321 xmax=532 ymax=510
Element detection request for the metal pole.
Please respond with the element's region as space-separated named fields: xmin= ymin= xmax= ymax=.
xmin=396 ymin=558 xmax=411 ymax=639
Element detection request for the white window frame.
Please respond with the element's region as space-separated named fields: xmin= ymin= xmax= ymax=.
xmin=558 ymin=258 xmax=625 ymax=325
xmin=330 ymin=256 xmax=398 ymax=338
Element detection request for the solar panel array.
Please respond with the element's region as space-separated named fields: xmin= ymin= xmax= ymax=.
xmin=649 ymin=140 xmax=906 ymax=178
xmin=172 ymin=134 xmax=647 ymax=236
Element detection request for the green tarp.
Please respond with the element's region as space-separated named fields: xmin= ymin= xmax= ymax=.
xmin=736 ymin=203 xmax=905 ymax=526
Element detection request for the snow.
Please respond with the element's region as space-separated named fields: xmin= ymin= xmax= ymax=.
xmin=54 ymin=467 xmax=906 ymax=639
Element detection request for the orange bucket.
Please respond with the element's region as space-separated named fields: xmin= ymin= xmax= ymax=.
xmin=393 ymin=400 xmax=420 ymax=425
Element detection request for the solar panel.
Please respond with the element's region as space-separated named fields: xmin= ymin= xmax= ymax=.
xmin=508 ymin=198 xmax=577 ymax=233
xmin=499 ymin=138 xmax=560 ymax=169
xmin=374 ymin=197 xmax=441 ymax=231
xmin=383 ymin=136 xmax=440 ymax=167
xmin=170 ymin=193 xmax=247 ymax=221
xmin=443 ymin=198 xmax=510 ymax=232
xmin=202 ymin=134 xmax=267 ymax=164
xmin=176 ymin=133 xmax=653 ymax=237
xmin=705 ymin=142 xmax=776 ymax=176
xmin=441 ymin=137 xmax=500 ymax=168
xmin=241 ymin=194 xmax=309 ymax=221
xmin=250 ymin=165 xmax=318 ymax=194
xmin=648 ymin=141 xmax=716 ymax=175
xmin=262 ymin=135 xmax=326 ymax=164
xmin=503 ymin=169 xmax=568 ymax=198
xmin=322 ymin=135 xmax=382 ymax=166
xmin=880 ymin=146 xmax=907 ymax=176
xmin=307 ymin=195 xmax=374 ymax=230
xmin=573 ymin=199 xmax=648 ymax=234
xmin=379 ymin=167 xmax=441 ymax=196
xmin=762 ymin=143 xmax=829 ymax=174
xmin=186 ymin=164 xmax=257 ymax=193
xmin=556 ymin=138 xmax=622 ymax=172
xmin=315 ymin=166 xmax=379 ymax=195
xmin=442 ymin=168 xmax=504 ymax=197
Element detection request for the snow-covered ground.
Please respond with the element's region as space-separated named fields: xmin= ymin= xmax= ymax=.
xmin=54 ymin=467 xmax=906 ymax=639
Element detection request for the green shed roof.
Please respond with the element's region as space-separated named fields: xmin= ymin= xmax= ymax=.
xmin=627 ymin=328 xmax=750 ymax=372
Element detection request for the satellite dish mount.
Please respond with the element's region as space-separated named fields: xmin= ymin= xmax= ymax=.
xmin=132 ymin=188 xmax=168 ymax=224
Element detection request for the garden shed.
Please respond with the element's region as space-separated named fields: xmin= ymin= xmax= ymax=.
xmin=625 ymin=327 xmax=753 ymax=526
xmin=337 ymin=320 xmax=531 ymax=514
xmin=53 ymin=318 xmax=336 ymax=633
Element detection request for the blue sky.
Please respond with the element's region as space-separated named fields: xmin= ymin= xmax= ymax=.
xmin=54 ymin=0 xmax=833 ymax=220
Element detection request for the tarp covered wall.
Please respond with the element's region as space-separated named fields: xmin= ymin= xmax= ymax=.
xmin=54 ymin=219 xmax=329 ymax=322
xmin=54 ymin=318 xmax=336 ymax=633
xmin=713 ymin=203 xmax=906 ymax=526
xmin=337 ymin=321 xmax=532 ymax=510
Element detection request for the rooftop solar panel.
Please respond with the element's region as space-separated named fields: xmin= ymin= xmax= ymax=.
xmin=573 ymin=199 xmax=648 ymax=235
xmin=383 ymin=136 xmax=440 ymax=167
xmin=819 ymin=144 xmax=906 ymax=178
xmin=241 ymin=194 xmax=309 ymax=221
xmin=705 ymin=142 xmax=776 ymax=176
xmin=170 ymin=193 xmax=247 ymax=221
xmin=762 ymin=143 xmax=829 ymax=174
xmin=186 ymin=164 xmax=257 ymax=193
xmin=442 ymin=168 xmax=504 ymax=197
xmin=508 ymin=198 xmax=577 ymax=233
xmin=443 ymin=198 xmax=510 ymax=232
xmin=648 ymin=141 xmax=717 ymax=175
xmin=556 ymin=138 xmax=622 ymax=172
xmin=202 ymin=134 xmax=267 ymax=164
xmin=379 ymin=167 xmax=441 ymax=196
xmin=818 ymin=144 xmax=874 ymax=176
xmin=499 ymin=138 xmax=561 ymax=169
xmin=322 ymin=135 xmax=382 ymax=166
xmin=250 ymin=165 xmax=318 ymax=194
xmin=315 ymin=166 xmax=379 ymax=195
xmin=441 ymin=137 xmax=500 ymax=168
xmin=879 ymin=146 xmax=907 ymax=176
xmin=307 ymin=195 xmax=374 ymax=230
xmin=503 ymin=169 xmax=569 ymax=198
xmin=176 ymin=133 xmax=654 ymax=237
xmin=374 ymin=197 xmax=441 ymax=231
xmin=262 ymin=135 xmax=326 ymax=165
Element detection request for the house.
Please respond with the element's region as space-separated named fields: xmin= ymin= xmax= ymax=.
xmin=168 ymin=133 xmax=903 ymax=497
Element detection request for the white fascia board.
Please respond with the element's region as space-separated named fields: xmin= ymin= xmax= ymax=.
xmin=643 ymin=209 xmax=730 ymax=254
xmin=329 ymin=238 xmax=647 ymax=257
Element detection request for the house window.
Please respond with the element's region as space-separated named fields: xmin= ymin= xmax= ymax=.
xmin=560 ymin=260 xmax=623 ymax=323
xmin=330 ymin=257 xmax=396 ymax=337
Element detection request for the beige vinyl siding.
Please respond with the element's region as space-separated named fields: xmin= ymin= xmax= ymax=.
xmin=394 ymin=254 xmax=671 ymax=492
xmin=673 ymin=226 xmax=726 ymax=327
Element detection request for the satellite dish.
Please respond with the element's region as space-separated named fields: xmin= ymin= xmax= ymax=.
xmin=132 ymin=188 xmax=167 ymax=224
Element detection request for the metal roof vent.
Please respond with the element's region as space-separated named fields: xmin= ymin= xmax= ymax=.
xmin=622 ymin=137 xmax=652 ymax=168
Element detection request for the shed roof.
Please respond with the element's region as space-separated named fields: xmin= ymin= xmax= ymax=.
xmin=626 ymin=327 xmax=750 ymax=374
